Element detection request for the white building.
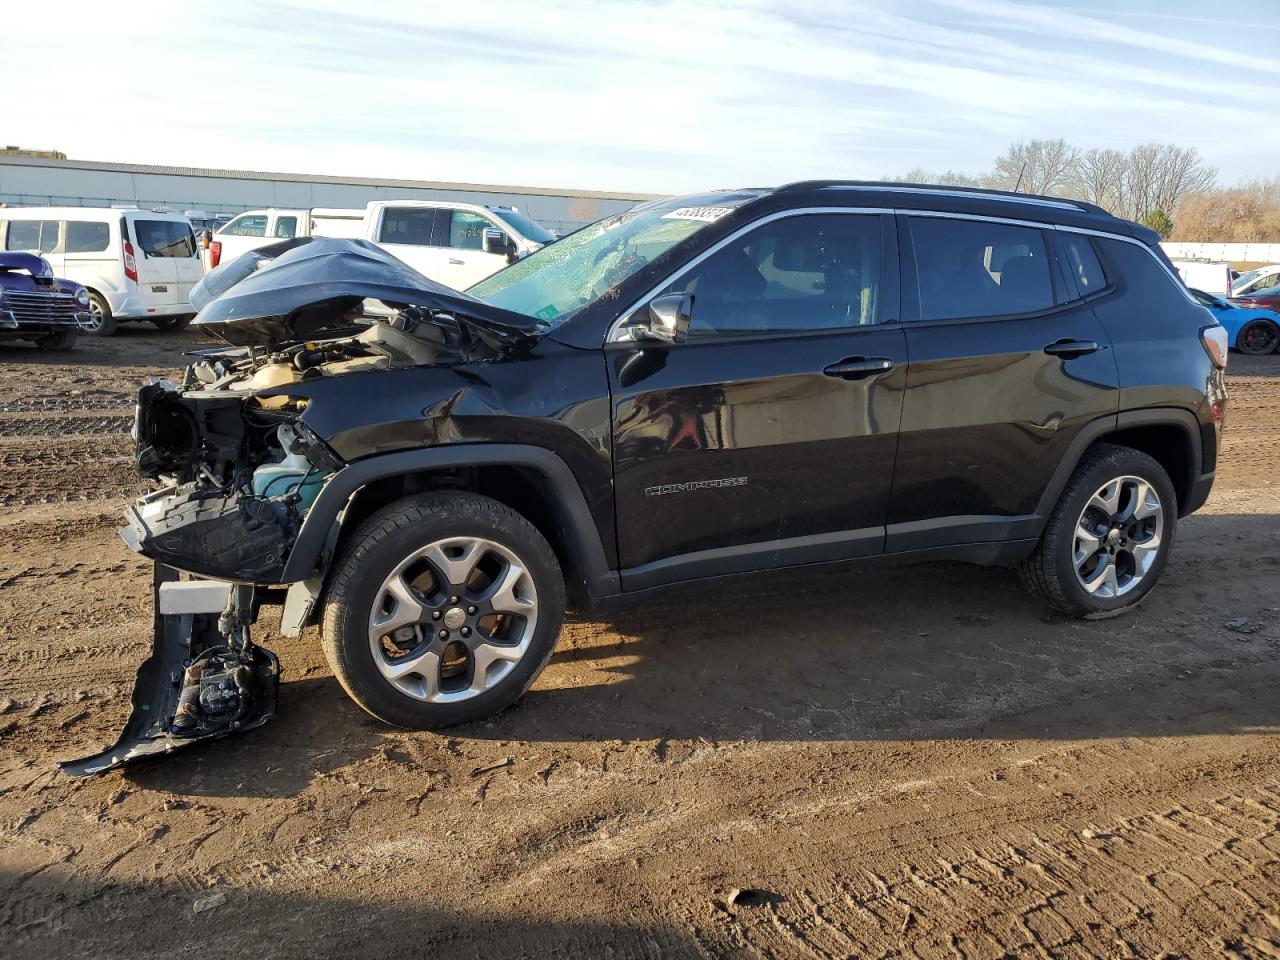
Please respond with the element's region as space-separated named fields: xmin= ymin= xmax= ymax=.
xmin=0 ymin=155 xmax=663 ymax=236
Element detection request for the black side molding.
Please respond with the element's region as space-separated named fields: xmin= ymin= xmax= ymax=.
xmin=280 ymin=444 xmax=619 ymax=599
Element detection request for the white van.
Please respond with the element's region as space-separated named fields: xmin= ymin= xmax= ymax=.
xmin=209 ymin=201 xmax=553 ymax=290
xmin=1170 ymin=259 xmax=1232 ymax=298
xmin=0 ymin=208 xmax=204 ymax=335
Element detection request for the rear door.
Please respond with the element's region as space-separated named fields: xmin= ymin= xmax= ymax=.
xmin=62 ymin=218 xmax=115 ymax=295
xmin=886 ymin=214 xmax=1119 ymax=551
xmin=370 ymin=205 xmax=448 ymax=280
xmin=609 ymin=211 xmax=907 ymax=589
xmin=128 ymin=218 xmax=194 ymax=310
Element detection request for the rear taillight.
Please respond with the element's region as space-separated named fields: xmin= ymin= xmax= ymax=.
xmin=1201 ymin=324 xmax=1229 ymax=369
xmin=123 ymin=240 xmax=138 ymax=283
xmin=209 ymin=241 xmax=222 ymax=269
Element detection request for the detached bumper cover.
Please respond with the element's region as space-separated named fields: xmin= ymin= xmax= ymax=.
xmin=58 ymin=565 xmax=279 ymax=777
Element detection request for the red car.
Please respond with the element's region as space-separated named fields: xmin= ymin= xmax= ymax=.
xmin=1233 ymin=284 xmax=1280 ymax=314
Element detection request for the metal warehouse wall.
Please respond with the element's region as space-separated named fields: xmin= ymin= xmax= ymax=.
xmin=1162 ymin=242 xmax=1280 ymax=265
xmin=0 ymin=156 xmax=664 ymax=235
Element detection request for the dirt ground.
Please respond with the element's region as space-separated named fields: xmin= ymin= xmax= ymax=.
xmin=1 ymin=327 xmax=1277 ymax=960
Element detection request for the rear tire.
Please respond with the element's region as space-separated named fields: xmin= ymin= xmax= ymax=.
xmin=1018 ymin=444 xmax=1176 ymax=619
xmin=34 ymin=328 xmax=79 ymax=351
xmin=151 ymin=314 xmax=192 ymax=331
xmin=82 ymin=291 xmax=117 ymax=336
xmin=1237 ymin=318 xmax=1279 ymax=355
xmin=321 ymin=491 xmax=565 ymax=729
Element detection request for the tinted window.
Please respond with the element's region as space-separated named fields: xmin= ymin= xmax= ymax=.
xmin=133 ymin=220 xmax=196 ymax=258
xmin=491 ymin=208 xmax=555 ymax=244
xmin=6 ymin=220 xmax=61 ymax=253
xmin=273 ymin=216 xmax=297 ymax=239
xmin=222 ymin=214 xmax=267 ymax=237
xmin=5 ymin=220 xmax=41 ymax=251
xmin=1058 ymin=234 xmax=1106 ymax=297
xmin=910 ymin=217 xmax=1054 ymax=320
xmin=449 ymin=211 xmax=494 ymax=250
xmin=379 ymin=208 xmax=445 ymax=246
xmin=66 ymin=220 xmax=110 ymax=253
xmin=665 ymin=214 xmax=882 ymax=337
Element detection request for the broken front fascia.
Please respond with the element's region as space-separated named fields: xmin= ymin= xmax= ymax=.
xmin=121 ymin=237 xmax=545 ymax=585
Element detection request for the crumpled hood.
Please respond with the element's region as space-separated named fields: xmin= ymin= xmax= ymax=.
xmin=191 ymin=237 xmax=543 ymax=347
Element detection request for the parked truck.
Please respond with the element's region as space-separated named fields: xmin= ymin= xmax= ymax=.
xmin=209 ymin=201 xmax=555 ymax=289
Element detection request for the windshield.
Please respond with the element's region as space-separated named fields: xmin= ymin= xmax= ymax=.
xmin=468 ymin=199 xmax=748 ymax=323
xmin=490 ymin=209 xmax=555 ymax=245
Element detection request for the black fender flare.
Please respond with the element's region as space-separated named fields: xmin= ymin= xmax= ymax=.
xmin=1032 ymin=407 xmax=1203 ymax=523
xmin=279 ymin=444 xmax=619 ymax=598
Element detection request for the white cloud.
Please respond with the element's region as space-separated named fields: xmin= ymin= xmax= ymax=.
xmin=1 ymin=0 xmax=1274 ymax=192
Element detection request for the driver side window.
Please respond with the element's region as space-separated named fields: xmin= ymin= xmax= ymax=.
xmin=662 ymin=214 xmax=882 ymax=337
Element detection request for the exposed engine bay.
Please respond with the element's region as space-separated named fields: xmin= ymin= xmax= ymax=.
xmin=60 ymin=238 xmax=543 ymax=776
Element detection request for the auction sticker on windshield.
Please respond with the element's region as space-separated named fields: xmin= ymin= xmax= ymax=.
xmin=661 ymin=206 xmax=735 ymax=222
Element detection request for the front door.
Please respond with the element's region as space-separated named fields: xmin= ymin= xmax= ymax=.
xmin=608 ymin=212 xmax=907 ymax=589
xmin=437 ymin=209 xmax=512 ymax=289
xmin=887 ymin=214 xmax=1120 ymax=550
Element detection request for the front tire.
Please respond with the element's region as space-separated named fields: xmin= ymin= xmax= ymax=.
xmin=321 ymin=492 xmax=565 ymax=729
xmin=1237 ymin=318 xmax=1279 ymax=356
xmin=82 ymin=291 xmax=118 ymax=336
xmin=34 ymin=328 xmax=79 ymax=351
xmin=1018 ymin=444 xmax=1176 ymax=619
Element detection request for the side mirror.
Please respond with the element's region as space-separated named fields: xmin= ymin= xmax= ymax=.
xmin=641 ymin=292 xmax=693 ymax=344
xmin=482 ymin=228 xmax=517 ymax=261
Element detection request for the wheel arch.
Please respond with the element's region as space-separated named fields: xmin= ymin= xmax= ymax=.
xmin=1035 ymin=409 xmax=1203 ymax=525
xmin=281 ymin=444 xmax=619 ymax=607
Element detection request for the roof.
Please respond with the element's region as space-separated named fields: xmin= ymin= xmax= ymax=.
xmin=753 ymin=179 xmax=1147 ymax=240
xmin=0 ymin=154 xmax=665 ymax=204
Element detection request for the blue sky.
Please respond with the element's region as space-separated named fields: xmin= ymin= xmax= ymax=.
xmin=4 ymin=0 xmax=1276 ymax=194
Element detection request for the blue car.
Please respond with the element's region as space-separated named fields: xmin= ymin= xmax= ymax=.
xmin=1190 ymin=288 xmax=1280 ymax=355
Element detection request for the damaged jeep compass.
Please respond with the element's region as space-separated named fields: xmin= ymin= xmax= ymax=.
xmin=62 ymin=182 xmax=1229 ymax=775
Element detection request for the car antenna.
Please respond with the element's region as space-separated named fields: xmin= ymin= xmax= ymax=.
xmin=1013 ymin=161 xmax=1027 ymax=193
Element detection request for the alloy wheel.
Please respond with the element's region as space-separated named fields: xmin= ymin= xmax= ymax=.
xmin=367 ymin=536 xmax=539 ymax=703
xmin=82 ymin=300 xmax=106 ymax=334
xmin=1073 ymin=475 xmax=1164 ymax=599
xmin=1241 ymin=321 xmax=1279 ymax=355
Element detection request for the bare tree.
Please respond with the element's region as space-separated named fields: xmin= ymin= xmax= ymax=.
xmin=989 ymin=138 xmax=1080 ymax=195
xmin=1069 ymin=148 xmax=1127 ymax=212
xmin=881 ymin=167 xmax=985 ymax=188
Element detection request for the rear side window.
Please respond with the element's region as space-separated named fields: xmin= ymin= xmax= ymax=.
xmin=273 ymin=216 xmax=298 ymax=239
xmin=1058 ymin=234 xmax=1106 ymax=297
xmin=221 ymin=214 xmax=267 ymax=237
xmin=66 ymin=221 xmax=110 ymax=253
xmin=379 ymin=208 xmax=446 ymax=246
xmin=909 ymin=217 xmax=1055 ymax=321
xmin=6 ymin=220 xmax=60 ymax=253
xmin=133 ymin=220 xmax=197 ymax=258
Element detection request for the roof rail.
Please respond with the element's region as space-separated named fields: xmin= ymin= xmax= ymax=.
xmin=772 ymin=180 xmax=1109 ymax=216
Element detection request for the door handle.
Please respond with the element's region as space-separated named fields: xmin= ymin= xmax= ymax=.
xmin=822 ymin=357 xmax=894 ymax=379
xmin=1043 ymin=338 xmax=1100 ymax=358
xmin=448 ymin=258 xmax=465 ymax=265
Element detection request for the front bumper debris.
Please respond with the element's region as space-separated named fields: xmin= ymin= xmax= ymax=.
xmin=58 ymin=564 xmax=279 ymax=777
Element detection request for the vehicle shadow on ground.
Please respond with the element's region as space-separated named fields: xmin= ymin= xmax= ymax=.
xmin=3 ymin=868 xmax=701 ymax=960
xmin=131 ymin=512 xmax=1280 ymax=800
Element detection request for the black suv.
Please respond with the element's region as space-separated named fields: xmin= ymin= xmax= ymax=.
xmin=93 ymin=182 xmax=1229 ymax=767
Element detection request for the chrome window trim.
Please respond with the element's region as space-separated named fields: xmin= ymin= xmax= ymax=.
xmin=606 ymin=206 xmax=884 ymax=343
xmin=822 ymin=184 xmax=1086 ymax=212
xmin=1053 ymin=224 xmax=1200 ymax=305
xmin=605 ymin=207 xmax=1198 ymax=342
